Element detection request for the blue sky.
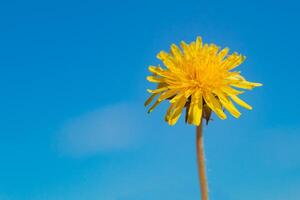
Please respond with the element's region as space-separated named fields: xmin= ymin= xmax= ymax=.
xmin=0 ymin=0 xmax=299 ymax=199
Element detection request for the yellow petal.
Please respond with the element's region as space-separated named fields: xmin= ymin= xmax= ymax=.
xmin=165 ymin=103 xmax=175 ymax=122
xmin=214 ymin=90 xmax=241 ymax=118
xmin=203 ymin=93 xmax=227 ymax=120
xmin=144 ymin=93 xmax=158 ymax=107
xmin=222 ymin=53 xmax=245 ymax=70
xmin=146 ymin=76 xmax=163 ymax=83
xmin=231 ymin=81 xmax=262 ymax=90
xmin=169 ymin=92 xmax=184 ymax=103
xmin=158 ymin=89 xmax=178 ymax=102
xmin=170 ymin=44 xmax=183 ymax=62
xmin=225 ymin=74 xmax=245 ymax=82
xmin=229 ymin=94 xmax=252 ymax=110
xmin=187 ymin=90 xmax=203 ymax=126
xmin=168 ymin=95 xmax=187 ymax=125
xmin=189 ymin=42 xmax=196 ymax=53
xmin=147 ymin=100 xmax=161 ymax=113
xmin=168 ymin=89 xmax=192 ymax=104
xmin=147 ymin=87 xmax=168 ymax=94
xmin=180 ymin=41 xmax=191 ymax=59
xmin=208 ymin=44 xmax=219 ymax=56
xmin=148 ymin=65 xmax=166 ymax=77
xmin=222 ymin=86 xmax=244 ymax=95
xmin=195 ymin=36 xmax=203 ymax=50
xmin=157 ymin=51 xmax=176 ymax=69
xmin=217 ymin=47 xmax=229 ymax=60
xmin=254 ymin=82 xmax=263 ymax=86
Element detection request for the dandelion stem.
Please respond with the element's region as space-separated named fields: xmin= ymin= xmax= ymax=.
xmin=196 ymin=122 xmax=209 ymax=200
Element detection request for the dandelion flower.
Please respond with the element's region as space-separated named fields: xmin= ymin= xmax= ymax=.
xmin=145 ymin=36 xmax=262 ymax=126
xmin=144 ymin=36 xmax=262 ymax=200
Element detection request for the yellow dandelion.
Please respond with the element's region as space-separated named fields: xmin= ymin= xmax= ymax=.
xmin=145 ymin=36 xmax=262 ymax=126
xmin=144 ymin=36 xmax=262 ymax=200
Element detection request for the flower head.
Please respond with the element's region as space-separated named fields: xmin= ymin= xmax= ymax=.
xmin=145 ymin=36 xmax=262 ymax=126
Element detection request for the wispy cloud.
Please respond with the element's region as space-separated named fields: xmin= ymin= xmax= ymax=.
xmin=57 ymin=102 xmax=144 ymax=156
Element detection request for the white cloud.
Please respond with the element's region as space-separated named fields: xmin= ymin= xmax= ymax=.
xmin=57 ymin=102 xmax=144 ymax=156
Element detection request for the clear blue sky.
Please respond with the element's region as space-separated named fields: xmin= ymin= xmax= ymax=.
xmin=0 ymin=0 xmax=299 ymax=199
